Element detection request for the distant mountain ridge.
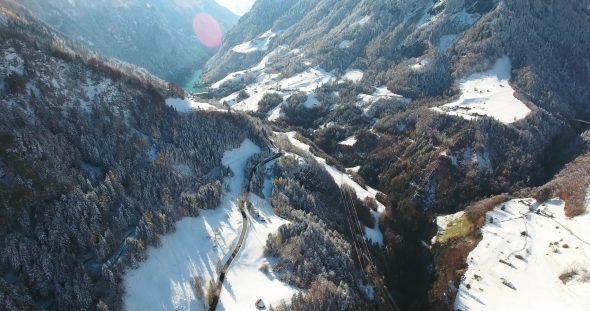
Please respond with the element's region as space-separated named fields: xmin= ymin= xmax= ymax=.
xmin=13 ymin=0 xmax=239 ymax=81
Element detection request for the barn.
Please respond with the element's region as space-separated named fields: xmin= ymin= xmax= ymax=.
xmin=255 ymin=298 xmax=265 ymax=309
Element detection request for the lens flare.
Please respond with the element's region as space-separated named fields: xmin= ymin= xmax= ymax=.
xmin=193 ymin=13 xmax=222 ymax=48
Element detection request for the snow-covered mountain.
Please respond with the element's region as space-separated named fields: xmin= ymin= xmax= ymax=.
xmin=12 ymin=0 xmax=239 ymax=80
xmin=3 ymin=0 xmax=590 ymax=311
xmin=196 ymin=0 xmax=590 ymax=309
xmin=202 ymin=0 xmax=590 ymax=119
xmin=0 ymin=4 xmax=275 ymax=310
xmin=0 ymin=4 xmax=382 ymax=311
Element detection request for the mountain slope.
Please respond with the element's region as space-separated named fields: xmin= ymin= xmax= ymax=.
xmin=431 ymin=130 xmax=590 ymax=309
xmin=0 ymin=5 xmax=380 ymax=311
xmin=198 ymin=0 xmax=590 ymax=309
xmin=203 ymin=0 xmax=590 ymax=118
xmin=13 ymin=0 xmax=239 ymax=81
xmin=0 ymin=5 xmax=269 ymax=310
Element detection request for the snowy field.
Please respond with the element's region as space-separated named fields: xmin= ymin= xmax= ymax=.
xmin=356 ymin=86 xmax=411 ymax=117
xmin=339 ymin=40 xmax=353 ymax=48
xmin=338 ymin=136 xmax=357 ymax=146
xmin=231 ymin=29 xmax=288 ymax=54
xmin=267 ymin=105 xmax=284 ymax=121
xmin=165 ymin=98 xmax=218 ymax=112
xmin=218 ymin=71 xmax=284 ymax=111
xmin=340 ymin=69 xmax=363 ymax=83
xmin=358 ymin=86 xmax=411 ymax=106
xmin=229 ymin=66 xmax=332 ymax=111
xmin=455 ymin=198 xmax=590 ymax=311
xmin=124 ymin=139 xmax=298 ymax=310
xmin=211 ymin=41 xmax=338 ymax=116
xmin=432 ymin=56 xmax=531 ymax=123
xmin=279 ymin=68 xmax=335 ymax=92
xmin=211 ymin=46 xmax=287 ymax=90
xmin=284 ymin=132 xmax=384 ymax=244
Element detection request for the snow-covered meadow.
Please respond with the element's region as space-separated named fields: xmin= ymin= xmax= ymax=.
xmin=454 ymin=198 xmax=590 ymax=311
xmin=279 ymin=68 xmax=335 ymax=92
xmin=165 ymin=98 xmax=218 ymax=112
xmin=341 ymin=69 xmax=364 ymax=83
xmin=338 ymin=136 xmax=357 ymax=146
xmin=232 ymin=28 xmax=291 ymax=54
xmin=432 ymin=56 xmax=531 ymax=123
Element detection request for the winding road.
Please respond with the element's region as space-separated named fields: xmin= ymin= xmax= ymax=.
xmin=209 ymin=207 xmax=248 ymax=311
xmin=209 ymin=152 xmax=282 ymax=311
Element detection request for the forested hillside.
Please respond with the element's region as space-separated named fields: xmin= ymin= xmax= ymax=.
xmin=203 ymin=0 xmax=590 ymax=118
xmin=0 ymin=6 xmax=268 ymax=310
xmin=11 ymin=0 xmax=239 ymax=81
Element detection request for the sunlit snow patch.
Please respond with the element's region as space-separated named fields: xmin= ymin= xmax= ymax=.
xmin=358 ymin=86 xmax=411 ymax=106
xmin=339 ymin=40 xmax=353 ymax=49
xmin=4 ymin=47 xmax=25 ymax=75
xmin=231 ymin=89 xmax=281 ymax=111
xmin=410 ymin=58 xmax=430 ymax=70
xmin=353 ymin=15 xmax=371 ymax=26
xmin=338 ymin=136 xmax=357 ymax=146
xmin=432 ymin=56 xmax=531 ymax=123
xmin=455 ymin=198 xmax=590 ymax=311
xmin=340 ymin=69 xmax=364 ymax=83
xmin=432 ymin=211 xmax=465 ymax=244
xmin=267 ymin=105 xmax=284 ymax=121
xmin=447 ymin=148 xmax=493 ymax=173
xmin=211 ymin=46 xmax=287 ymax=89
xmin=232 ymin=29 xmax=287 ymax=54
xmin=165 ymin=98 xmax=217 ymax=112
xmin=279 ymin=68 xmax=335 ymax=92
xmin=300 ymin=92 xmax=318 ymax=108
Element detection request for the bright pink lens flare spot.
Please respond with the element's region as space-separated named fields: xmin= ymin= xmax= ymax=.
xmin=193 ymin=14 xmax=222 ymax=48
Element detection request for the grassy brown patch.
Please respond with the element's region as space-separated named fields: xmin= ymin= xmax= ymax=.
xmin=429 ymin=223 xmax=482 ymax=310
xmin=437 ymin=213 xmax=475 ymax=245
